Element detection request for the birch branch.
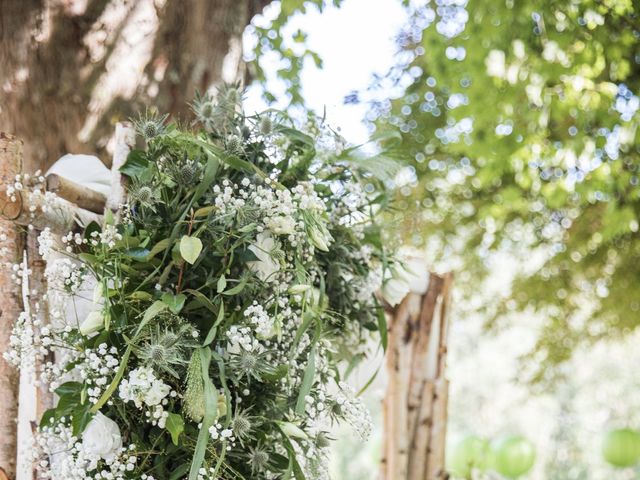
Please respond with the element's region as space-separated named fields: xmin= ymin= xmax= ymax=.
xmin=106 ymin=122 xmax=135 ymax=215
xmin=46 ymin=174 xmax=107 ymax=214
xmin=0 ymin=132 xmax=23 ymax=478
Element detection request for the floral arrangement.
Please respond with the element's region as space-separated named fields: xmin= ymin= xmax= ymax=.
xmin=2 ymin=86 xmax=394 ymax=479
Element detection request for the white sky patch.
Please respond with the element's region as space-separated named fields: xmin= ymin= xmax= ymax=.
xmin=244 ymin=0 xmax=407 ymax=144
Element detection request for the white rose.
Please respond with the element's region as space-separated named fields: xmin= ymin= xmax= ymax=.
xmin=381 ymin=274 xmax=410 ymax=307
xmin=401 ymin=255 xmax=429 ymax=295
xmin=80 ymin=311 xmax=104 ymax=336
xmin=247 ymin=232 xmax=280 ymax=282
xmin=381 ymin=251 xmax=429 ymax=306
xmin=82 ymin=412 xmax=122 ymax=462
xmin=266 ymin=215 xmax=296 ymax=235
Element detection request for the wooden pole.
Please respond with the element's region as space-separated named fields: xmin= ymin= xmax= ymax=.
xmin=106 ymin=122 xmax=135 ymax=215
xmin=0 ymin=132 xmax=24 ymax=479
xmin=45 ymin=174 xmax=107 ymax=214
xmin=381 ymin=272 xmax=453 ymax=480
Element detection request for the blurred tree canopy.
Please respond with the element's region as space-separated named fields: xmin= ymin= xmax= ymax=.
xmin=362 ymin=0 xmax=640 ymax=382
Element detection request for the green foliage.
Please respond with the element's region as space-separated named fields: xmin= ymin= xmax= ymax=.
xmin=370 ymin=0 xmax=640 ymax=380
xmin=31 ymin=87 xmax=393 ymax=479
xmin=249 ymin=1 xmax=343 ymax=106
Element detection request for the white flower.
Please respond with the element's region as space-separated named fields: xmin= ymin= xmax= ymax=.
xmin=82 ymin=412 xmax=122 ymax=462
xmin=381 ymin=253 xmax=429 ymax=307
xmin=381 ymin=275 xmax=410 ymax=307
xmin=247 ymin=232 xmax=280 ymax=282
xmin=80 ymin=311 xmax=104 ymax=336
xmin=266 ymin=215 xmax=296 ymax=235
xmin=119 ymin=367 xmax=171 ymax=408
xmin=399 ymin=251 xmax=429 ymax=294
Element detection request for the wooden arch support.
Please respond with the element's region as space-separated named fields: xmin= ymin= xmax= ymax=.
xmin=0 ymin=123 xmax=134 ymax=479
xmin=381 ymin=272 xmax=454 ymax=480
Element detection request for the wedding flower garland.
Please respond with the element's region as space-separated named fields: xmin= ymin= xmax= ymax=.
xmin=2 ymin=86 xmax=394 ymax=480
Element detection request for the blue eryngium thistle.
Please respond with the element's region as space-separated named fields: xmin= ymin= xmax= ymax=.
xmin=248 ymin=445 xmax=270 ymax=474
xmin=231 ymin=409 xmax=255 ymax=444
xmin=133 ymin=109 xmax=168 ymax=140
xmin=129 ymin=182 xmax=160 ymax=211
xmin=169 ymin=158 xmax=202 ymax=186
xmin=135 ymin=324 xmax=195 ymax=378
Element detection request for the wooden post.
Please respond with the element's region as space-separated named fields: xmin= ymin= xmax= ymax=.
xmin=46 ymin=174 xmax=107 ymax=214
xmin=0 ymin=133 xmax=24 ymax=479
xmin=381 ymin=272 xmax=453 ymax=480
xmin=106 ymin=122 xmax=135 ymax=215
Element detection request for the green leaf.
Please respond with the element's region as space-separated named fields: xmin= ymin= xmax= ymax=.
xmin=120 ymin=149 xmax=149 ymax=179
xmin=162 ymin=293 xmax=187 ymax=314
xmin=216 ymin=275 xmax=227 ymax=294
xmin=55 ymin=381 xmax=83 ymax=397
xmin=128 ymin=291 xmax=153 ymax=301
xmin=295 ymin=346 xmax=316 ymax=415
xmin=137 ymin=301 xmax=168 ymax=336
xmin=222 ymin=277 xmax=247 ymax=295
xmin=71 ymin=407 xmax=94 ymax=436
xmin=184 ymin=289 xmax=217 ymax=314
xmin=180 ymin=236 xmax=203 ymax=265
xmin=166 ymin=412 xmax=185 ymax=445
xmin=146 ymin=238 xmax=171 ymax=259
xmin=376 ymin=299 xmax=388 ymax=351
xmin=203 ymin=303 xmax=224 ymax=347
xmin=275 ymin=424 xmax=307 ymax=480
xmin=194 ymin=206 xmax=215 ymax=218
xmin=188 ymin=347 xmax=218 ymax=480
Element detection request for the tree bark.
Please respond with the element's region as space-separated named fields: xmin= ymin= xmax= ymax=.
xmin=382 ymin=272 xmax=454 ymax=480
xmin=0 ymin=0 xmax=269 ymax=171
xmin=0 ymin=133 xmax=24 ymax=479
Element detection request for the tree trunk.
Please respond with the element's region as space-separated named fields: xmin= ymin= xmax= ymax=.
xmin=382 ymin=272 xmax=454 ymax=480
xmin=0 ymin=0 xmax=269 ymax=171
xmin=0 ymin=133 xmax=24 ymax=479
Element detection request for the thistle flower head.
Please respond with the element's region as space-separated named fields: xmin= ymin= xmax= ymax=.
xmin=133 ymin=110 xmax=168 ymax=140
xmin=225 ymin=134 xmax=243 ymax=155
xmin=174 ymin=159 xmax=202 ymax=185
xmin=248 ymin=445 xmax=269 ymax=473
xmin=258 ymin=116 xmax=273 ymax=136
xmin=191 ymin=92 xmax=218 ymax=128
xmin=129 ymin=182 xmax=160 ymax=211
xmin=231 ymin=409 xmax=254 ymax=443
xmin=135 ymin=323 xmax=195 ymax=378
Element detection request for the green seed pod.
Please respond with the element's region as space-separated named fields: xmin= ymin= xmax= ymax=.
xmin=184 ymin=352 xmax=205 ymax=422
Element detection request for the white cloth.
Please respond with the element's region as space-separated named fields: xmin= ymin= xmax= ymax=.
xmin=46 ymin=154 xmax=111 ymax=195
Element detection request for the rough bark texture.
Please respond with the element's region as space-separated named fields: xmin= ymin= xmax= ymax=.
xmin=46 ymin=174 xmax=107 ymax=213
xmin=381 ymin=272 xmax=454 ymax=480
xmin=0 ymin=0 xmax=269 ymax=170
xmin=0 ymin=133 xmax=24 ymax=479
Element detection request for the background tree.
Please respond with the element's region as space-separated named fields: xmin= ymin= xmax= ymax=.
xmin=364 ymin=0 xmax=640 ymax=382
xmin=0 ymin=0 xmax=274 ymax=172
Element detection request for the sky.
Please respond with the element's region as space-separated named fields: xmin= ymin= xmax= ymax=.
xmin=244 ymin=0 xmax=408 ymax=144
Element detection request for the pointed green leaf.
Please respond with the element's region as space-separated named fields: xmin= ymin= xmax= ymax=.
xmin=166 ymin=412 xmax=185 ymax=445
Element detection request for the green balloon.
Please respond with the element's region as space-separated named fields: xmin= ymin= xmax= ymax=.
xmin=602 ymin=429 xmax=640 ymax=468
xmin=447 ymin=435 xmax=490 ymax=478
xmin=490 ymin=436 xmax=536 ymax=478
